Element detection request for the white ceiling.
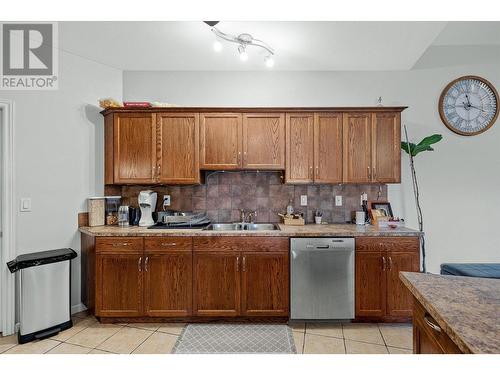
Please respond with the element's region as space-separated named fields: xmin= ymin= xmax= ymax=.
xmin=58 ymin=21 xmax=500 ymax=71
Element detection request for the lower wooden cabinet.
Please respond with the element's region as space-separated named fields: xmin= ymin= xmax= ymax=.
xmin=96 ymin=253 xmax=143 ymax=317
xmin=241 ymin=252 xmax=289 ymax=316
xmin=193 ymin=252 xmax=241 ymax=317
xmin=413 ymin=298 xmax=462 ymax=354
xmin=144 ymin=252 xmax=192 ymax=317
xmin=91 ymin=236 xmax=289 ymax=320
xmin=355 ymin=237 xmax=420 ymax=321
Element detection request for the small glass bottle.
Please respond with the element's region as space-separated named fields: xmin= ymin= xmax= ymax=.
xmin=286 ymin=199 xmax=294 ymax=216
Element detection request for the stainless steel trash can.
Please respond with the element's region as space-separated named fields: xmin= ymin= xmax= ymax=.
xmin=7 ymin=248 xmax=77 ymax=344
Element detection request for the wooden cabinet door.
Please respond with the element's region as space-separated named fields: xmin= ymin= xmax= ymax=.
xmin=200 ymin=113 xmax=242 ymax=170
xmin=242 ymin=113 xmax=285 ymax=169
xmin=96 ymin=254 xmax=143 ymax=317
xmin=157 ymin=113 xmax=200 ymax=184
xmin=285 ymin=113 xmax=314 ymax=183
xmin=193 ymin=252 xmax=240 ymax=316
xmin=355 ymin=250 xmax=386 ymax=318
xmin=314 ymin=113 xmax=343 ymax=183
xmin=386 ymin=250 xmax=419 ymax=317
xmin=113 ymin=113 xmax=156 ymax=183
xmin=241 ymin=252 xmax=289 ymax=316
xmin=343 ymin=113 xmax=372 ymax=183
xmin=372 ymin=112 xmax=401 ymax=183
xmin=144 ymin=252 xmax=193 ymax=317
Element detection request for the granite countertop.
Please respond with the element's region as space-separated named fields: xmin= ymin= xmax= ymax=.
xmin=400 ymin=272 xmax=500 ymax=354
xmin=79 ymin=223 xmax=422 ymax=237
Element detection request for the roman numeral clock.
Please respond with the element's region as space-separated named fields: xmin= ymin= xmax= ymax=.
xmin=439 ymin=76 xmax=499 ymax=136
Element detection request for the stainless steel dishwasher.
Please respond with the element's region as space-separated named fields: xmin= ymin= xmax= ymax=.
xmin=290 ymin=237 xmax=355 ymax=320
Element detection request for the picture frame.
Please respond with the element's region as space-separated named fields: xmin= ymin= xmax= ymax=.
xmin=368 ymin=201 xmax=393 ymax=220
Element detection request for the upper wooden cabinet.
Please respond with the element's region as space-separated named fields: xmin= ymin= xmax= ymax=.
xmin=105 ymin=112 xmax=200 ymax=184
xmin=286 ymin=113 xmax=343 ymax=184
xmin=372 ymin=112 xmax=401 ymax=183
xmin=157 ymin=113 xmax=200 ymax=184
xmin=200 ymin=113 xmax=242 ymax=170
xmin=343 ymin=112 xmax=372 ymax=183
xmin=242 ymin=113 xmax=285 ymax=169
xmin=314 ymin=113 xmax=343 ymax=183
xmin=103 ymin=107 xmax=404 ymax=185
xmin=111 ymin=113 xmax=157 ymax=184
xmin=286 ymin=113 xmax=314 ymax=183
xmin=343 ymin=111 xmax=401 ymax=183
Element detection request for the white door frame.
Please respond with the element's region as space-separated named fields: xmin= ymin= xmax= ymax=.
xmin=0 ymin=99 xmax=16 ymax=336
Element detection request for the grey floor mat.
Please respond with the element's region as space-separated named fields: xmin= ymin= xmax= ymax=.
xmin=172 ymin=323 xmax=296 ymax=354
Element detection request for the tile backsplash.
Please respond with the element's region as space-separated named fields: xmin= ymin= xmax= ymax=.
xmin=118 ymin=171 xmax=387 ymax=224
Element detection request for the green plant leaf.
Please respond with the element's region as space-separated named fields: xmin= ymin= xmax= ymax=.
xmin=402 ymin=134 xmax=442 ymax=157
xmin=417 ymin=134 xmax=443 ymax=147
xmin=401 ymin=141 xmax=416 ymax=155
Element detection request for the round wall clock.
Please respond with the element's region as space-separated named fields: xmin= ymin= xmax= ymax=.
xmin=439 ymin=75 xmax=499 ymax=136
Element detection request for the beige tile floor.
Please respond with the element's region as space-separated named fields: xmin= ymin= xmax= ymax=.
xmin=0 ymin=311 xmax=412 ymax=354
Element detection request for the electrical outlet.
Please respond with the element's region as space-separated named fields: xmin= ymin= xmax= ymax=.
xmin=300 ymin=195 xmax=308 ymax=206
xmin=335 ymin=195 xmax=342 ymax=206
xmin=163 ymin=195 xmax=171 ymax=207
xmin=20 ymin=198 xmax=31 ymax=212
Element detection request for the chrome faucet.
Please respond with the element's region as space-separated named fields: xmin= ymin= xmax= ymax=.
xmin=239 ymin=209 xmax=257 ymax=224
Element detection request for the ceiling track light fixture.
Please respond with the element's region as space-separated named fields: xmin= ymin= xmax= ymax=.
xmin=203 ymin=21 xmax=275 ymax=67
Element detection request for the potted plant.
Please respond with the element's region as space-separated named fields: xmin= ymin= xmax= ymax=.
xmin=401 ymin=127 xmax=443 ymax=272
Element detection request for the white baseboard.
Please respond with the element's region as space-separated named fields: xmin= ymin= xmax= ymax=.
xmin=71 ymin=303 xmax=87 ymax=315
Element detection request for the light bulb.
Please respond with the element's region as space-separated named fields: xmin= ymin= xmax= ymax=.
xmin=238 ymin=45 xmax=248 ymax=61
xmin=213 ymin=40 xmax=222 ymax=52
xmin=265 ymin=56 xmax=275 ymax=68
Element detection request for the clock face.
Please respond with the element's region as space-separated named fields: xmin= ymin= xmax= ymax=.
xmin=439 ymin=76 xmax=499 ymax=136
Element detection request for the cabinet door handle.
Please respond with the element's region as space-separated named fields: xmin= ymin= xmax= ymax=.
xmin=388 ymin=256 xmax=392 ymax=270
xmin=157 ymin=164 xmax=161 ymax=179
xmin=373 ymin=166 xmax=377 ymax=181
xmin=145 ymin=256 xmax=149 ymax=272
xmin=309 ymin=166 xmax=313 ymax=179
xmin=315 ymin=166 xmax=319 ymax=178
xmin=382 ymin=256 xmax=387 ymax=271
xmin=236 ymin=256 xmax=240 ymax=272
xmin=237 ymin=151 xmax=241 ymax=165
xmin=138 ymin=257 xmax=142 ymax=272
xmin=424 ymin=313 xmax=442 ymax=333
xmin=161 ymin=242 xmax=177 ymax=247
xmin=367 ymin=166 xmax=371 ymax=179
xmin=242 ymin=256 xmax=246 ymax=272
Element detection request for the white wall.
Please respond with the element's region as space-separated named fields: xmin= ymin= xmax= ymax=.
xmin=124 ymin=67 xmax=500 ymax=273
xmin=0 ymin=51 xmax=122 ymax=312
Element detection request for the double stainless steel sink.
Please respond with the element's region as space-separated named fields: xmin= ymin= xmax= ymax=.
xmin=204 ymin=223 xmax=280 ymax=231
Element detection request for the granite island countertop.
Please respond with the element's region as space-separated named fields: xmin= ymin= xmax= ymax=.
xmin=400 ymin=272 xmax=500 ymax=354
xmin=79 ymin=223 xmax=422 ymax=237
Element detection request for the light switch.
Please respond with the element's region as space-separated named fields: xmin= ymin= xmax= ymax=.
xmin=300 ymin=195 xmax=308 ymax=206
xmin=335 ymin=195 xmax=342 ymax=206
xmin=20 ymin=198 xmax=31 ymax=212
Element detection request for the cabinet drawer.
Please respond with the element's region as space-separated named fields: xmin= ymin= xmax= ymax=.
xmin=96 ymin=237 xmax=143 ymax=253
xmin=356 ymin=237 xmax=419 ymax=252
xmin=145 ymin=237 xmax=192 ymax=252
xmin=414 ymin=298 xmax=462 ymax=354
xmin=193 ymin=237 xmax=288 ymax=252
